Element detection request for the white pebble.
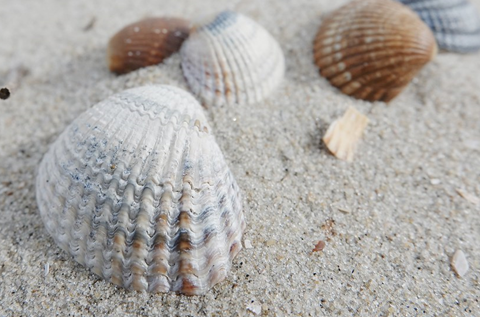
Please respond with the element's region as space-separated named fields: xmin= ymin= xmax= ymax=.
xmin=247 ymin=302 xmax=261 ymax=315
xmin=244 ymin=239 xmax=253 ymax=249
xmin=44 ymin=262 xmax=50 ymax=277
xmin=451 ymin=250 xmax=469 ymax=277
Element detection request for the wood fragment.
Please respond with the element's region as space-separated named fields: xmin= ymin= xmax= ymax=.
xmin=323 ymin=106 xmax=369 ymax=162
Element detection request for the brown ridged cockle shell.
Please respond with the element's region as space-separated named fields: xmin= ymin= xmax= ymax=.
xmin=108 ymin=17 xmax=190 ymax=74
xmin=313 ymin=0 xmax=437 ymax=102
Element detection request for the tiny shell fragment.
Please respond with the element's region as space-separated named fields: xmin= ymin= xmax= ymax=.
xmin=451 ymin=250 xmax=469 ymax=277
xmin=323 ymin=106 xmax=369 ymax=162
xmin=108 ymin=17 xmax=190 ymax=74
xmin=312 ymin=240 xmax=326 ymax=252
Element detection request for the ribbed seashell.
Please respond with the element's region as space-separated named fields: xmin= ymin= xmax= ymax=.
xmin=36 ymin=85 xmax=245 ymax=295
xmin=180 ymin=11 xmax=285 ymax=106
xmin=313 ymin=0 xmax=437 ymax=102
xmin=108 ymin=17 xmax=190 ymax=74
xmin=397 ymin=0 xmax=480 ymax=52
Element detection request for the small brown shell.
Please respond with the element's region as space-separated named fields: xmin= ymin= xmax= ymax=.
xmin=108 ymin=17 xmax=190 ymax=74
xmin=313 ymin=0 xmax=437 ymax=102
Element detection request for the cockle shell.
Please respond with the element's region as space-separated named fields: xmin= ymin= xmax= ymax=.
xmin=36 ymin=85 xmax=245 ymax=295
xmin=180 ymin=11 xmax=285 ymax=107
xmin=108 ymin=17 xmax=190 ymax=74
xmin=313 ymin=0 xmax=437 ymax=102
xmin=397 ymin=0 xmax=480 ymax=52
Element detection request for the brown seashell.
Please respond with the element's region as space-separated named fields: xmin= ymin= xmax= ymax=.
xmin=108 ymin=17 xmax=190 ymax=74
xmin=313 ymin=0 xmax=437 ymax=102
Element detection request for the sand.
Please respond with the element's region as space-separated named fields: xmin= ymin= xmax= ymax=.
xmin=1 ymin=0 xmax=479 ymax=316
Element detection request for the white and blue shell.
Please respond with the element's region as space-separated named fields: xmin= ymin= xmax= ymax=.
xmin=36 ymin=85 xmax=245 ymax=295
xmin=398 ymin=0 xmax=480 ymax=52
xmin=180 ymin=11 xmax=285 ymax=107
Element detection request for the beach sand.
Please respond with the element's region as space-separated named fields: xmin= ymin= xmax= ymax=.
xmin=1 ymin=0 xmax=479 ymax=315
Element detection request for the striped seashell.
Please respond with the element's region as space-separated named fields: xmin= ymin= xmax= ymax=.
xmin=313 ymin=0 xmax=437 ymax=102
xmin=397 ymin=0 xmax=480 ymax=52
xmin=108 ymin=17 xmax=190 ymax=74
xmin=180 ymin=11 xmax=285 ymax=107
xmin=36 ymin=85 xmax=245 ymax=295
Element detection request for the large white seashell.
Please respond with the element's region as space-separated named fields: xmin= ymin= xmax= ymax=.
xmin=36 ymin=85 xmax=245 ymax=295
xmin=397 ymin=0 xmax=480 ymax=52
xmin=180 ymin=11 xmax=285 ymax=107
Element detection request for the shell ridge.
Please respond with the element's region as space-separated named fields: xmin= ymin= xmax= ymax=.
xmin=398 ymin=0 xmax=480 ymax=52
xmin=202 ymin=31 xmax=229 ymax=106
xmin=111 ymin=93 xmax=211 ymax=136
xmin=226 ymin=14 xmax=263 ymax=104
xmin=216 ymin=22 xmax=257 ymax=104
xmin=328 ymin=52 xmax=432 ymax=83
xmin=207 ymin=25 xmax=243 ymax=105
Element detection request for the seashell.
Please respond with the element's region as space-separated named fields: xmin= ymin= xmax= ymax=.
xmin=108 ymin=17 xmax=190 ymax=74
xmin=323 ymin=106 xmax=369 ymax=162
xmin=397 ymin=0 xmax=480 ymax=52
xmin=313 ymin=0 xmax=437 ymax=102
xmin=36 ymin=85 xmax=245 ymax=295
xmin=180 ymin=11 xmax=285 ymax=107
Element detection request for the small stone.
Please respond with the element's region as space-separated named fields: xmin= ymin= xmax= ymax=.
xmin=247 ymin=302 xmax=262 ymax=315
xmin=244 ymin=239 xmax=253 ymax=249
xmin=451 ymin=250 xmax=469 ymax=277
xmin=0 ymin=87 xmax=10 ymax=100
xmin=430 ymin=179 xmax=441 ymax=185
xmin=265 ymin=239 xmax=276 ymax=247
xmin=44 ymin=262 xmax=50 ymax=277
